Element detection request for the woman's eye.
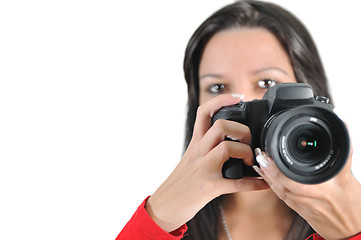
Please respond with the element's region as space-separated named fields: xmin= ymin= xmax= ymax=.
xmin=258 ymin=79 xmax=278 ymax=89
xmin=208 ymin=83 xmax=225 ymax=94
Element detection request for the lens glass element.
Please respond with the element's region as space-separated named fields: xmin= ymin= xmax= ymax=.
xmin=287 ymin=124 xmax=332 ymax=164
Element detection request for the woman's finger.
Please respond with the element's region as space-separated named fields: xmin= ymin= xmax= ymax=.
xmin=219 ymin=177 xmax=270 ymax=195
xmin=255 ymin=149 xmax=299 ymax=202
xmin=191 ymin=94 xmax=242 ymax=143
xmin=206 ymin=140 xmax=254 ymax=168
xmin=197 ymin=119 xmax=251 ymax=157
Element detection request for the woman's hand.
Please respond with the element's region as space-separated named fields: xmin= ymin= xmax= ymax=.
xmin=255 ymin=147 xmax=361 ymax=239
xmin=146 ymin=94 xmax=269 ymax=233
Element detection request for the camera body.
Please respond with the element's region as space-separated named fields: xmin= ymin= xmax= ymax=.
xmin=212 ymin=83 xmax=350 ymax=184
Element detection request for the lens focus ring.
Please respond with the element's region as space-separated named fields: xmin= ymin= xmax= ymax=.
xmin=262 ymin=106 xmax=349 ymax=184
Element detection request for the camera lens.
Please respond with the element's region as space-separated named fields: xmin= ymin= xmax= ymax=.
xmin=263 ymin=106 xmax=349 ymax=184
xmin=288 ymin=124 xmax=331 ymax=164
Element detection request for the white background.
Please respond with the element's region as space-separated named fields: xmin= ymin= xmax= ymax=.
xmin=1 ymin=0 xmax=360 ymax=239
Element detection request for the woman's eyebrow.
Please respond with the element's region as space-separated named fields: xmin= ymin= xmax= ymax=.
xmin=199 ymin=73 xmax=223 ymax=80
xmin=252 ymin=67 xmax=290 ymax=76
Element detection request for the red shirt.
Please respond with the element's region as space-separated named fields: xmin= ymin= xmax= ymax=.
xmin=117 ymin=197 xmax=361 ymax=240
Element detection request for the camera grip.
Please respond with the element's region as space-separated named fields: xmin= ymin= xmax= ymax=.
xmin=222 ymin=158 xmax=243 ymax=179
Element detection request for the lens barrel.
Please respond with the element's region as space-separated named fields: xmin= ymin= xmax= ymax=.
xmin=263 ymin=106 xmax=349 ymax=184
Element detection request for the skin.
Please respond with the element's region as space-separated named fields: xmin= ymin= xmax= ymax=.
xmin=147 ymin=28 xmax=361 ymax=239
xmin=198 ymin=28 xmax=296 ymax=104
xmin=199 ymin=28 xmax=297 ymax=240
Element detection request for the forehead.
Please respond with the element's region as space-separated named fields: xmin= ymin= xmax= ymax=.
xmin=199 ymin=27 xmax=292 ymax=73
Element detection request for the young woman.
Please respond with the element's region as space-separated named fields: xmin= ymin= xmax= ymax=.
xmin=118 ymin=1 xmax=361 ymax=239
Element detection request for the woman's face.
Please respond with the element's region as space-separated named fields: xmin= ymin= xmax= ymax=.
xmin=198 ymin=28 xmax=297 ymax=104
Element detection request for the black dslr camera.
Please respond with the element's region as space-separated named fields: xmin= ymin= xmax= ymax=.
xmin=212 ymin=83 xmax=350 ymax=184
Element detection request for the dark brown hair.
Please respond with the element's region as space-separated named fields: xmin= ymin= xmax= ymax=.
xmin=182 ymin=0 xmax=332 ymax=239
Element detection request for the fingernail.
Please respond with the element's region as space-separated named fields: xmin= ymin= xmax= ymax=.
xmin=255 ymin=148 xmax=269 ymax=168
xmin=255 ymin=148 xmax=262 ymax=156
xmin=226 ymin=135 xmax=240 ymax=141
xmin=231 ymin=94 xmax=245 ymax=100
